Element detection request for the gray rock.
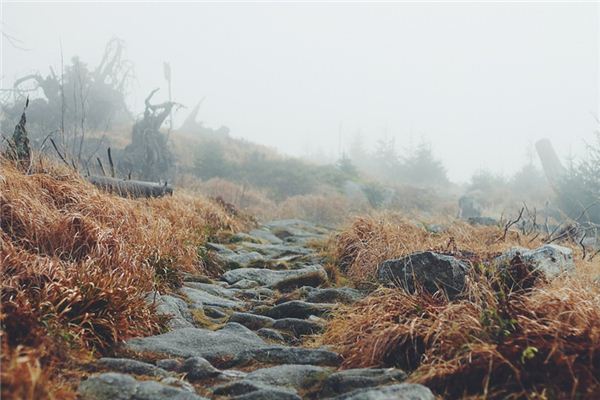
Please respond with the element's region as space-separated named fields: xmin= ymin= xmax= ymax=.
xmin=205 ymin=242 xmax=235 ymax=254
xmin=133 ymin=379 xmax=206 ymax=400
xmin=125 ymin=324 xmax=267 ymax=367
xmin=495 ymin=244 xmax=575 ymax=279
xmin=320 ymin=368 xmax=407 ymax=396
xmin=231 ymin=232 xmax=265 ymax=244
xmin=237 ymin=346 xmax=342 ymax=366
xmin=377 ymin=252 xmax=470 ymax=299
xmin=181 ymin=286 xmax=242 ymax=310
xmin=155 ymin=359 xmax=181 ymax=372
xmin=181 ymin=357 xmax=221 ymax=381
xmin=330 ymin=383 xmax=435 ymax=400
xmin=183 ymin=282 xmax=239 ymax=298
xmin=94 ymin=358 xmax=170 ymax=378
xmin=246 ymin=364 xmax=332 ymax=389
xmin=212 ymin=380 xmax=298 ymax=397
xmin=303 ymin=287 xmax=364 ymax=304
xmin=257 ymin=328 xmax=287 ymax=342
xmin=272 ymin=270 xmax=328 ymax=292
xmin=262 ymin=300 xmax=334 ymax=319
xmin=218 ymin=251 xmax=265 ymax=269
xmin=203 ymin=306 xmax=229 ymax=319
xmin=272 ymin=318 xmax=324 ymax=336
xmin=239 ymin=242 xmax=312 ymax=258
xmin=78 ymin=372 xmax=207 ymax=400
xmin=248 ymin=229 xmax=284 ymax=244
xmin=231 ymin=279 xmax=260 ymax=289
xmin=229 ymin=312 xmax=275 ymax=330
xmin=233 ymin=389 xmax=301 ymax=400
xmin=222 ymin=265 xmax=327 ymax=288
xmin=78 ymin=373 xmax=137 ymax=400
xmin=147 ymin=294 xmax=194 ymax=330
xmin=159 ymin=377 xmax=196 ymax=393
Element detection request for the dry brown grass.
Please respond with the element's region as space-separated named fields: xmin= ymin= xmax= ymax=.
xmin=333 ymin=212 xmax=547 ymax=283
xmin=322 ymin=213 xmax=600 ymax=399
xmin=0 ymin=157 xmax=246 ymax=399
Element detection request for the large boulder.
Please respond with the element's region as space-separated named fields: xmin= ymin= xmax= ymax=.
xmin=125 ymin=323 xmax=267 ymax=366
xmin=377 ymin=252 xmax=470 ymax=299
xmin=222 ymin=265 xmax=327 ymax=288
xmin=495 ymin=244 xmax=575 ymax=279
xmin=78 ymin=372 xmax=206 ymax=400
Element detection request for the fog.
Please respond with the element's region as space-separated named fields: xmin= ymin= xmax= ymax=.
xmin=2 ymin=2 xmax=598 ymax=182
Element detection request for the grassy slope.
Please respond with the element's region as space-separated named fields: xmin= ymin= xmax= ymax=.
xmin=321 ymin=214 xmax=600 ymax=399
xmin=0 ymin=158 xmax=248 ymax=399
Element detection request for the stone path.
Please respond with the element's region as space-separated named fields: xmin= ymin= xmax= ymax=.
xmin=78 ymin=219 xmax=434 ymax=400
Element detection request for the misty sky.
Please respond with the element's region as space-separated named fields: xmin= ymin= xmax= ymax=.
xmin=2 ymin=2 xmax=598 ymax=182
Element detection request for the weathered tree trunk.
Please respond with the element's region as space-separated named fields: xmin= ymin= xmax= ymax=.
xmin=87 ymin=175 xmax=173 ymax=198
xmin=535 ymin=138 xmax=566 ymax=188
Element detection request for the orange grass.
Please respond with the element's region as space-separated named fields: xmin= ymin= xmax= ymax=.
xmin=322 ymin=214 xmax=600 ymax=399
xmin=0 ymin=157 xmax=246 ymax=399
xmin=333 ymin=213 xmax=546 ymax=283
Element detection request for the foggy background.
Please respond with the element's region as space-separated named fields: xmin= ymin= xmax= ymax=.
xmin=2 ymin=2 xmax=598 ymax=182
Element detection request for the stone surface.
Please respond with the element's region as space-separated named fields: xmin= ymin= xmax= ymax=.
xmin=78 ymin=372 xmax=207 ymax=400
xmin=229 ymin=312 xmax=275 ymax=330
xmin=320 ymin=368 xmax=407 ymax=396
xmin=217 ymin=251 xmax=265 ymax=269
xmin=262 ymin=300 xmax=334 ymax=319
xmin=377 ymin=251 xmax=470 ymax=299
xmin=272 ymin=318 xmax=325 ymax=336
xmin=233 ymin=389 xmax=301 ymax=400
xmin=495 ymin=244 xmax=575 ymax=278
xmin=330 ymin=383 xmax=435 ymax=400
xmin=257 ymin=328 xmax=287 ymax=342
xmin=156 ymin=359 xmax=181 ymax=372
xmin=94 ymin=358 xmax=170 ymax=378
xmin=245 ymin=364 xmax=332 ymax=389
xmin=181 ymin=286 xmax=242 ymax=310
xmin=125 ymin=323 xmax=267 ymax=366
xmin=147 ymin=294 xmax=194 ymax=330
xmin=303 ymin=287 xmax=364 ymax=304
xmin=237 ymin=346 xmax=342 ymax=366
xmin=222 ymin=265 xmax=327 ymax=288
xmin=248 ymin=229 xmax=284 ymax=244
xmin=181 ymin=356 xmax=221 ymax=381
xmin=212 ymin=380 xmax=298 ymax=397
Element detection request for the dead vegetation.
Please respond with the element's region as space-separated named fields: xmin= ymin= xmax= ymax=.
xmin=321 ymin=213 xmax=600 ymax=399
xmin=332 ymin=213 xmax=548 ymax=283
xmin=0 ymin=156 xmax=247 ymax=399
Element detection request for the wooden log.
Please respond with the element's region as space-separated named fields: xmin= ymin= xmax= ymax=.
xmin=87 ymin=175 xmax=173 ymax=198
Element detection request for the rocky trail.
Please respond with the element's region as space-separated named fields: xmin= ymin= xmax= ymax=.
xmin=77 ymin=219 xmax=435 ymax=400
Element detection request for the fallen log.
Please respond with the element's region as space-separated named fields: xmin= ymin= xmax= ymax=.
xmin=87 ymin=175 xmax=173 ymax=198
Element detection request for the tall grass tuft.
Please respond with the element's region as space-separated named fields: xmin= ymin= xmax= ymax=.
xmin=0 ymin=157 xmax=245 ymax=398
